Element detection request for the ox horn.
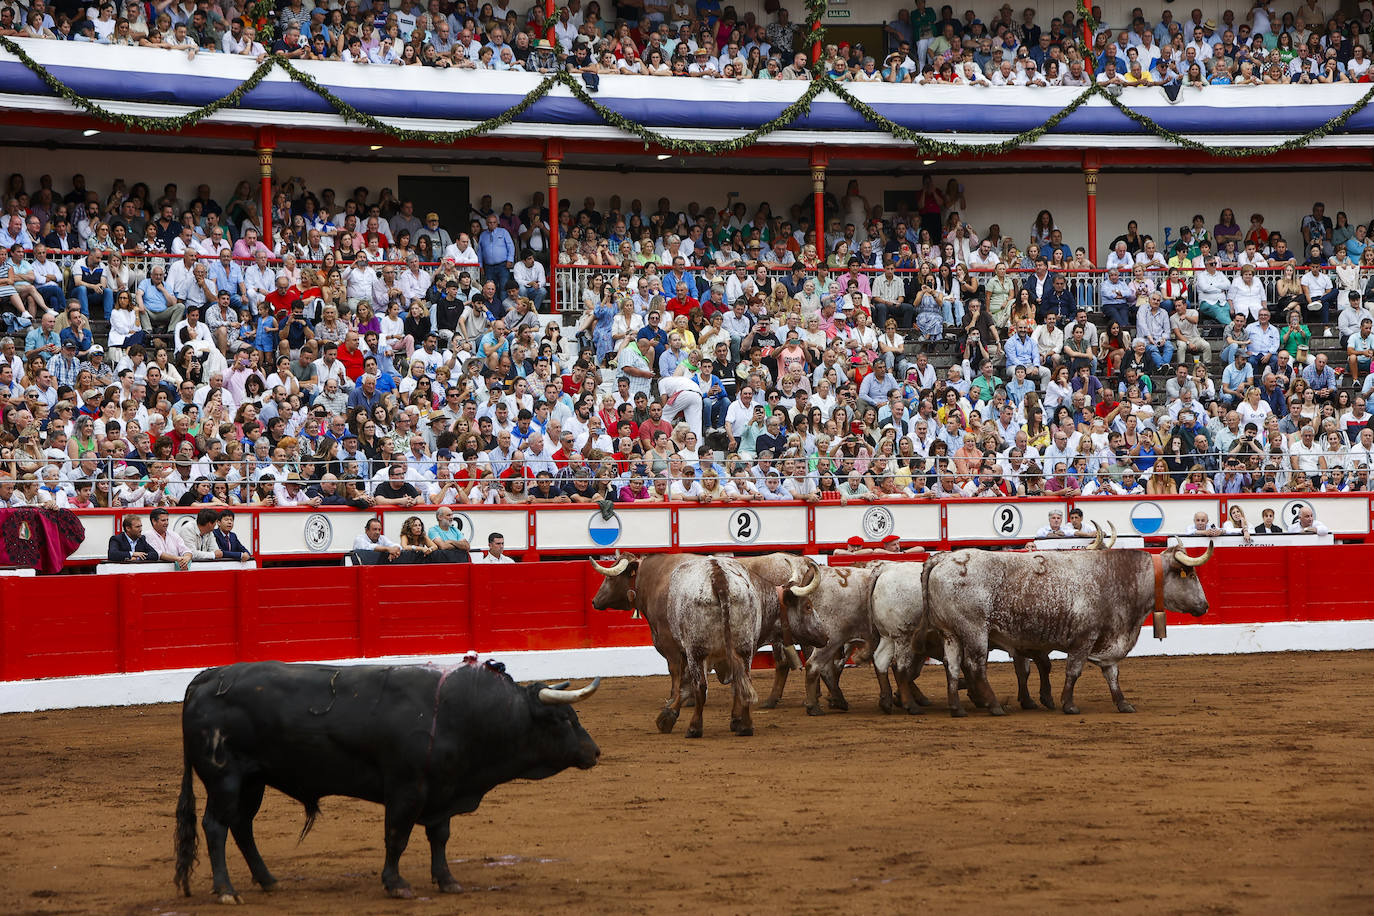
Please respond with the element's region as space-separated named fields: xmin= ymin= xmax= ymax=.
xmin=1173 ymin=541 xmax=1214 ymax=568
xmin=538 ymin=677 xmax=602 ymax=705
xmin=1088 ymin=522 xmax=1104 ymax=550
xmin=589 ymin=557 xmax=630 ymax=577
xmin=789 ymin=562 xmax=821 ymax=598
xmin=1103 ymin=521 xmax=1117 ymax=550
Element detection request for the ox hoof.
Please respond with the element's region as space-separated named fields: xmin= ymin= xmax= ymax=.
xmin=826 ymin=697 xmax=849 ymax=711
xmin=1040 ymin=696 xmax=1057 ymax=711
xmin=386 ymin=885 xmax=415 ymax=900
xmin=913 ymin=692 xmax=933 ymax=708
xmin=216 ymin=893 xmax=244 ymax=905
xmin=902 ymin=703 xmax=924 ymax=716
xmin=1020 ymin=698 xmax=1038 ymax=711
xmin=988 ymin=705 xmax=1008 ymax=717
xmin=877 ymin=695 xmax=894 ymax=714
xmin=655 ymin=707 xmax=679 ymax=733
xmin=948 ymin=705 xmax=968 ymax=718
xmin=804 ymin=704 xmax=825 ymax=717
xmin=758 ymin=697 xmax=780 ymax=710
xmin=1117 ymin=703 xmax=1136 ymax=714
xmin=1062 ymin=704 xmax=1081 ymax=716
xmin=734 ymin=726 xmax=753 ymax=737
xmin=257 ymin=878 xmax=279 ymax=893
xmin=438 ymin=881 xmax=464 ymax=894
xmin=685 ymin=725 xmax=703 ymax=739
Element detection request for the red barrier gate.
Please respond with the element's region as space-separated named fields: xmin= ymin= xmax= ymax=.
xmin=1 ymin=548 xmax=1371 ymax=683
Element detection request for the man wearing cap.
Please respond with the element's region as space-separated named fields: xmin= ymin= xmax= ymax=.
xmin=49 ymin=339 xmax=83 ymax=388
xmin=688 ymin=45 xmax=719 ymax=76
xmin=415 ymin=210 xmax=452 ymax=251
xmin=527 ymin=37 xmax=562 ymax=72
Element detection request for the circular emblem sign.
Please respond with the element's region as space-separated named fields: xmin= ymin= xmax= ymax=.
xmin=862 ymin=505 xmax=895 ymax=542
xmin=588 ymin=511 xmax=622 ymax=547
xmin=303 ymin=513 xmax=334 ymax=552
xmin=1281 ymin=499 xmax=1313 ymax=529
xmin=1130 ymin=501 xmax=1165 ymax=535
xmin=992 ymin=503 xmax=1023 ymax=538
xmin=728 ymin=508 xmax=761 ymax=545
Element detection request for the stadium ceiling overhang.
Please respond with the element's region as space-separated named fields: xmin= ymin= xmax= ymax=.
xmin=5 ymin=39 xmax=1374 ymax=171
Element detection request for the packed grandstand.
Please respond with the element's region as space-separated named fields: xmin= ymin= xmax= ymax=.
xmin=2 ymin=168 xmax=1372 ymax=511
xmin=2 ymin=0 xmax=1374 ymax=518
xmin=6 ymin=0 xmax=1374 ymax=88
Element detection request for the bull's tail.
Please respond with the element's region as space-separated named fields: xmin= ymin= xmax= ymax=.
xmin=916 ymin=553 xmax=941 ymax=659
xmin=173 ymin=742 xmax=198 ymax=897
xmin=719 ymin=564 xmax=758 ymax=706
xmin=299 ymin=799 xmax=321 ymax=844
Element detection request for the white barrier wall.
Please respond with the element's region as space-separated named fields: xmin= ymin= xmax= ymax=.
xmin=61 ymin=495 xmax=1371 ymax=561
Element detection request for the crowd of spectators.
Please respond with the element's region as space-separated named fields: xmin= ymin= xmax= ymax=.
xmin=5 ymin=0 xmax=1374 ymax=89
xmin=6 ymin=165 xmax=1374 ymax=517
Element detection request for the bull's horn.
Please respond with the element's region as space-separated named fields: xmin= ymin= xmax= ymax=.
xmin=538 ymin=677 xmax=602 ymax=705
xmin=789 ymin=562 xmax=820 ymax=598
xmin=589 ymin=557 xmax=629 ymax=577
xmin=1174 ymin=541 xmax=1214 ymax=568
xmin=1088 ymin=522 xmax=1104 ymax=550
xmin=1104 ymin=522 xmax=1117 ymax=550
xmin=547 ymin=681 xmax=571 ymax=690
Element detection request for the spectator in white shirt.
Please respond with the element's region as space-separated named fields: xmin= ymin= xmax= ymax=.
xmin=476 ymin=532 xmax=516 ymax=563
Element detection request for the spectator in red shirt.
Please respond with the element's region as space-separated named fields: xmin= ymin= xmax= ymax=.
xmin=637 ymin=399 xmax=672 ymax=448
xmin=337 ymin=331 xmax=366 ymax=380
xmin=665 ymin=286 xmax=699 ymax=320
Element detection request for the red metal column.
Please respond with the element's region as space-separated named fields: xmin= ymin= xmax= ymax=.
xmin=545 ymin=0 xmax=555 ymax=44
xmin=810 ymin=148 xmax=827 ymax=272
xmin=546 ymin=141 xmax=562 ymax=314
xmin=256 ymin=128 xmax=276 ymax=252
xmin=1084 ymin=156 xmax=1100 ymax=266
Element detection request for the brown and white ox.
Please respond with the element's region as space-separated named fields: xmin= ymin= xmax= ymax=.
xmin=590 ymin=554 xmax=818 ymax=737
xmin=921 ymin=540 xmax=1213 ymax=717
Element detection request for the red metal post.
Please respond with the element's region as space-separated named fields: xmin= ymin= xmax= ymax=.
xmin=1084 ymin=152 xmax=1101 ymax=265
xmin=810 ymin=148 xmax=827 ymax=272
xmin=546 ymin=0 xmax=555 ymax=44
xmin=256 ymin=130 xmax=275 ymax=252
xmin=546 ymin=142 xmax=561 ymax=314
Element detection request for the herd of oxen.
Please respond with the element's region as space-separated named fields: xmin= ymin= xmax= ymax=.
xmin=173 ymin=530 xmax=1212 ymax=903
xmin=588 ymin=527 xmax=1214 ymax=734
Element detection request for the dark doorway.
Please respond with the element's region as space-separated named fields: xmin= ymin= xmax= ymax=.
xmin=397 ymin=175 xmax=470 ymax=241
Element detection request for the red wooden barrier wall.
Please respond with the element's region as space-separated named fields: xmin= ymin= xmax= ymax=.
xmin=0 ymin=548 xmax=1369 ymax=683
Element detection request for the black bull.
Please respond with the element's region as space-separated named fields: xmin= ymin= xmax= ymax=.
xmin=174 ymin=661 xmax=600 ymax=902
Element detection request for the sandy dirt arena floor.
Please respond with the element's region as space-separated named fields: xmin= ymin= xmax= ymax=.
xmin=1 ymin=651 xmax=1371 ymax=915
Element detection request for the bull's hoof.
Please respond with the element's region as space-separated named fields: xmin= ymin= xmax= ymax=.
xmin=1116 ymin=702 xmax=1136 ymax=714
xmin=257 ymin=878 xmax=279 ymax=893
xmin=734 ymin=725 xmax=753 ymax=737
xmin=685 ymin=724 xmax=703 ymax=739
xmin=655 ymin=707 xmax=679 ymax=733
xmin=758 ymin=697 xmax=780 ymax=710
xmin=988 ymin=705 xmax=1008 ymax=717
xmin=438 ymin=881 xmax=464 ymax=894
xmin=1019 ymin=697 xmax=1038 ymax=710
xmin=1040 ymin=695 xmax=1057 ymax=710
xmin=826 ymin=696 xmax=849 ymax=711
xmin=877 ymin=695 xmax=895 ymax=714
xmin=386 ymin=883 xmax=415 ymax=900
xmin=1062 ymin=704 xmax=1081 ymax=716
xmin=216 ymin=893 xmax=244 ymax=905
xmin=804 ymin=704 xmax=825 ymax=717
xmin=949 ymin=705 xmax=968 ymax=718
xmin=902 ymin=703 xmax=924 ymax=716
xmin=913 ymin=691 xmax=933 ymax=708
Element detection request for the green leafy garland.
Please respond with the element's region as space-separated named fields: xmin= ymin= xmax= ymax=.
xmin=2 ymin=26 xmax=1371 ymax=158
